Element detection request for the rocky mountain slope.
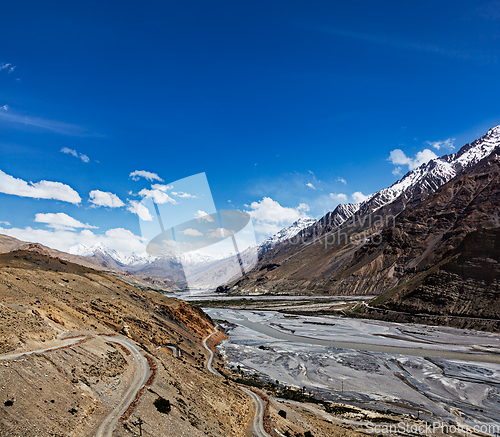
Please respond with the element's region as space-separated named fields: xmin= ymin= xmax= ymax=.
xmin=0 ymin=244 xmax=253 ymax=436
xmin=363 ymin=227 xmax=500 ymax=331
xmin=227 ymin=127 xmax=500 ymax=306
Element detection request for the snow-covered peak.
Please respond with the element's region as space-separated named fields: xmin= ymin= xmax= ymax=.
xmin=451 ymin=125 xmax=500 ymax=171
xmin=487 ymin=125 xmax=500 ymax=136
xmin=179 ymin=250 xmax=233 ymax=265
xmin=69 ymin=242 xmax=100 ymax=257
xmin=69 ymin=242 xmax=156 ymax=266
xmin=325 ymin=203 xmax=361 ymax=227
xmin=311 ymin=125 xmax=500 ymax=231
xmin=361 ymin=125 xmax=500 ymax=213
xmin=259 ymin=217 xmax=316 ymax=253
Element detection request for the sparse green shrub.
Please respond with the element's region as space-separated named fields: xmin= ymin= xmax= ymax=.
xmin=324 ymin=404 xmax=357 ymax=415
xmin=154 ymin=396 xmax=171 ymax=414
xmin=370 ymin=417 xmax=400 ymax=423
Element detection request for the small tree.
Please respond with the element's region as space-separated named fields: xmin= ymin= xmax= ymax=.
xmin=153 ymin=396 xmax=171 ymax=414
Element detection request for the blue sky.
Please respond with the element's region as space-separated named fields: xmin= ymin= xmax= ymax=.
xmin=1 ymin=0 xmax=500 ymax=253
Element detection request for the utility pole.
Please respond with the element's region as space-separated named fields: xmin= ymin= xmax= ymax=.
xmin=134 ymin=417 xmax=144 ymax=436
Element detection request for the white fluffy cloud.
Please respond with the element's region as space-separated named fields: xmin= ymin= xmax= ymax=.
xmin=336 ymin=177 xmax=347 ymax=185
xmin=34 ymin=213 xmax=97 ymax=230
xmin=306 ymin=183 xmax=316 ymax=189
xmin=172 ymin=191 xmax=198 ymax=198
xmin=352 ymin=191 xmax=370 ymax=203
xmin=180 ymin=228 xmax=203 ymax=237
xmin=60 ymin=147 xmax=89 ymax=163
xmin=0 ymin=63 xmax=15 ymax=73
xmin=129 ymin=170 xmax=163 ymax=182
xmin=330 ymin=193 xmax=348 ymax=203
xmin=247 ymin=197 xmax=310 ymax=236
xmin=138 ymin=187 xmax=176 ymax=204
xmin=151 ymin=184 xmax=173 ymax=191
xmin=127 ymin=200 xmax=153 ymax=221
xmin=388 ymin=148 xmax=438 ymax=172
xmin=0 ymin=225 xmax=147 ymax=256
xmin=425 ymin=138 xmax=455 ymax=151
xmin=0 ymin=169 xmax=81 ymax=204
xmin=195 ymin=210 xmax=214 ymax=222
xmin=88 ymin=190 xmax=125 ymax=208
xmin=97 ymin=228 xmax=147 ymax=254
xmin=0 ymin=221 xmax=10 ymax=226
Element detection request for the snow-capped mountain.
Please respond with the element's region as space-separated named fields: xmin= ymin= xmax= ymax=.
xmin=317 ymin=203 xmax=361 ymax=230
xmin=179 ymin=250 xmax=233 ymax=266
xmin=227 ymin=127 xmax=500 ymax=296
xmin=258 ymin=217 xmax=317 ymax=254
xmin=61 ymin=127 xmax=500 ymax=290
xmin=69 ymin=242 xmax=156 ymax=267
xmin=70 ymin=216 xmax=318 ymax=271
xmin=363 ymin=125 xmax=500 ymax=213
xmin=306 ymin=125 xmax=500 ymax=236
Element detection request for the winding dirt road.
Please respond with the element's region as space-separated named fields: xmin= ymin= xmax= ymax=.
xmin=96 ymin=336 xmax=150 ymax=437
xmin=203 ymin=326 xmax=220 ymax=376
xmin=202 ymin=327 xmax=271 ymax=437
xmin=239 ymin=387 xmax=271 ymax=437
xmin=0 ymin=335 xmax=87 ymax=361
xmin=0 ymin=332 xmax=151 ymax=437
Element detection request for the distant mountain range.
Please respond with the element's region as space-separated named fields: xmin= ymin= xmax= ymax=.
xmin=70 ymin=242 xmax=156 ymax=267
xmin=64 ymin=214 xmax=317 ymax=289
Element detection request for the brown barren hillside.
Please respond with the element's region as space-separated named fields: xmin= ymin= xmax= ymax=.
xmin=0 ymin=245 xmax=253 ymax=437
xmin=363 ymin=226 xmax=500 ymax=331
xmin=0 ymin=244 xmax=374 ymax=437
xmin=0 ymin=233 xmax=181 ymax=292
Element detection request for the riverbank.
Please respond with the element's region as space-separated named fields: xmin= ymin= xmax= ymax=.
xmin=205 ymin=308 xmax=500 ymax=433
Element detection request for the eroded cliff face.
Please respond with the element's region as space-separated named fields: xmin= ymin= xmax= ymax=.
xmin=229 ymin=148 xmax=500 ymax=301
xmin=365 ymin=227 xmax=500 ymax=331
